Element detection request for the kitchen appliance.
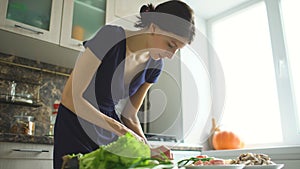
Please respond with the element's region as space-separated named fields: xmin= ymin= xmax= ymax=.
xmin=145 ymin=133 xmax=177 ymax=142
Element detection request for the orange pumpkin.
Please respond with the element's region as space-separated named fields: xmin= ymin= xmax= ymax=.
xmin=212 ymin=130 xmax=244 ymax=150
xmin=209 ymin=118 xmax=244 ymax=150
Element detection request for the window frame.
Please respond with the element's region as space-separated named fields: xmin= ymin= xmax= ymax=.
xmin=206 ymin=0 xmax=300 ymax=146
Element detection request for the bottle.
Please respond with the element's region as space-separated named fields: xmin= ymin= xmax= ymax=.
xmin=9 ymin=81 xmax=17 ymax=102
xmin=49 ymin=100 xmax=59 ymax=136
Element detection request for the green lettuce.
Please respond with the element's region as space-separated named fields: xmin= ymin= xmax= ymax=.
xmin=62 ymin=133 xmax=173 ymax=169
xmin=69 ymin=133 xmax=150 ymax=169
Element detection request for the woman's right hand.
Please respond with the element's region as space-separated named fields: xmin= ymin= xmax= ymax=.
xmin=151 ymin=145 xmax=173 ymax=160
xmin=127 ymin=130 xmax=148 ymax=144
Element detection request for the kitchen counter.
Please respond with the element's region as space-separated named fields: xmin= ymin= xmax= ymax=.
xmin=170 ymin=143 xmax=202 ymax=151
xmin=149 ymin=141 xmax=202 ymax=152
xmin=0 ymin=133 xmax=202 ymax=152
xmin=0 ymin=133 xmax=54 ymax=145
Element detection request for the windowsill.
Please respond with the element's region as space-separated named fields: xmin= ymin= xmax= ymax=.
xmin=202 ymin=145 xmax=300 ymax=161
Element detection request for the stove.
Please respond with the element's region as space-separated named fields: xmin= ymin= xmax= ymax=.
xmin=145 ymin=133 xmax=177 ymax=142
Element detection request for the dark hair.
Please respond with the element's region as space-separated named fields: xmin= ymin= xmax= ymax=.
xmin=135 ymin=0 xmax=195 ymax=44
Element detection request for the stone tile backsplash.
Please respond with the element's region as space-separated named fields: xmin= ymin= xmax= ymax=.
xmin=0 ymin=53 xmax=72 ymax=136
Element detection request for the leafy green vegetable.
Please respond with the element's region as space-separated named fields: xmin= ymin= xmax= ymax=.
xmin=129 ymin=157 xmax=173 ymax=168
xmin=79 ymin=132 xmax=151 ymax=169
xmin=63 ymin=133 xmax=174 ymax=169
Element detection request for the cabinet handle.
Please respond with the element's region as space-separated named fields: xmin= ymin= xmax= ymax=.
xmin=14 ymin=25 xmax=44 ymax=35
xmin=12 ymin=148 xmax=49 ymax=153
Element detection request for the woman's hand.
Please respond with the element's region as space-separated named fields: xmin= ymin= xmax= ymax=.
xmin=151 ymin=145 xmax=173 ymax=160
xmin=126 ymin=130 xmax=147 ymax=144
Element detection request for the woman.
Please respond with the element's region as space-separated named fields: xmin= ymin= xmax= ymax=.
xmin=54 ymin=0 xmax=195 ymax=168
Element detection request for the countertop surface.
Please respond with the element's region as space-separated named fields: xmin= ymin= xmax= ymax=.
xmin=0 ymin=133 xmax=202 ymax=151
xmin=149 ymin=140 xmax=202 ymax=151
xmin=0 ymin=133 xmax=54 ymax=145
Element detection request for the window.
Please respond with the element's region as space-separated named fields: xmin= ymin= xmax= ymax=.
xmin=209 ymin=2 xmax=283 ymax=146
xmin=281 ymin=0 xmax=300 ymax=133
xmin=207 ymin=0 xmax=300 ymax=147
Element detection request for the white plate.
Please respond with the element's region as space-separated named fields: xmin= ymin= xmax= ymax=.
xmin=243 ymin=164 xmax=284 ymax=169
xmin=185 ymin=164 xmax=245 ymax=169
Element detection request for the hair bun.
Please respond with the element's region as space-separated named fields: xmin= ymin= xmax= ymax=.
xmin=140 ymin=4 xmax=155 ymax=13
xmin=135 ymin=4 xmax=155 ymax=28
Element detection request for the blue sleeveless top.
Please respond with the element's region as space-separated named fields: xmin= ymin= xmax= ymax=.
xmin=83 ymin=25 xmax=163 ymax=116
xmin=80 ymin=25 xmax=164 ymax=146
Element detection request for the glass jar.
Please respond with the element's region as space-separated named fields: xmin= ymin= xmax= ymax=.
xmin=10 ymin=115 xmax=35 ymax=135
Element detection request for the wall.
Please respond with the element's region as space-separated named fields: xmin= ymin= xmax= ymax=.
xmin=0 ymin=52 xmax=72 ymax=136
xmin=181 ymin=16 xmax=212 ymax=145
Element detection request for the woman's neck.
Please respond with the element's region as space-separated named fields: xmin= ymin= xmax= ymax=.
xmin=125 ymin=29 xmax=151 ymax=63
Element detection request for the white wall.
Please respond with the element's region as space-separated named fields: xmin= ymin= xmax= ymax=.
xmin=181 ymin=15 xmax=212 ymax=145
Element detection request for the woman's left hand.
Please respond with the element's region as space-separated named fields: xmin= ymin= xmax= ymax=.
xmin=150 ymin=145 xmax=173 ymax=160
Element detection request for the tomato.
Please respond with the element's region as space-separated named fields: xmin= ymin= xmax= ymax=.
xmin=194 ymin=160 xmax=203 ymax=166
xmin=193 ymin=155 xmax=225 ymax=166
xmin=210 ymin=159 xmax=225 ymax=165
xmin=196 ymin=155 xmax=208 ymax=158
xmin=204 ymin=161 xmax=211 ymax=165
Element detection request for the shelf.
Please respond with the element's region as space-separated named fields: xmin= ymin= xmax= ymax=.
xmin=0 ymin=77 xmax=41 ymax=86
xmin=0 ymin=76 xmax=41 ymax=108
xmin=0 ymin=94 xmax=42 ymax=108
xmin=0 ymin=99 xmax=42 ymax=108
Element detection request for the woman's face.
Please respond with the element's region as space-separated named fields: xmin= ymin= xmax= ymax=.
xmin=148 ymin=26 xmax=188 ymax=60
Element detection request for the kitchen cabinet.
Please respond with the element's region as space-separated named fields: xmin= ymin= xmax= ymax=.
xmin=106 ymin=0 xmax=166 ymax=28
xmin=60 ymin=0 xmax=106 ymax=51
xmin=0 ymin=0 xmax=106 ymax=51
xmin=0 ymin=0 xmax=63 ymax=44
xmin=0 ymin=142 xmax=53 ymax=169
xmin=0 ymin=0 xmax=107 ymax=68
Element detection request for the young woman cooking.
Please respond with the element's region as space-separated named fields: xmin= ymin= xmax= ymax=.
xmin=54 ymin=1 xmax=195 ymax=168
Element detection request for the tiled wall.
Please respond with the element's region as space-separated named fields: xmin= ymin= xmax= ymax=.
xmin=0 ymin=53 xmax=72 ymax=136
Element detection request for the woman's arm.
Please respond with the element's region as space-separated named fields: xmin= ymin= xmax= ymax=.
xmin=120 ymin=83 xmax=174 ymax=160
xmin=70 ymin=48 xmax=143 ymax=141
xmin=120 ymin=82 xmax=152 ymax=142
